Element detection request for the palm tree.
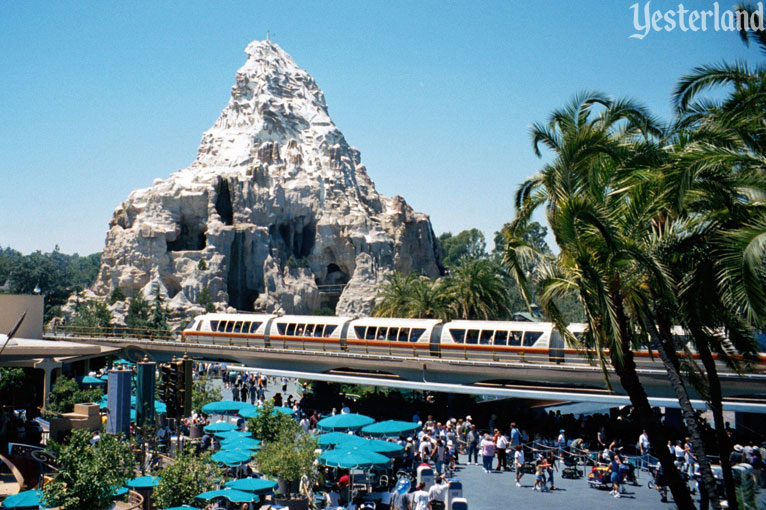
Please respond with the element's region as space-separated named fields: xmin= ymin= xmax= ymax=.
xmin=442 ymin=256 xmax=512 ymax=320
xmin=408 ymin=277 xmax=453 ymax=321
xmin=502 ymin=93 xmax=699 ymax=509
xmin=372 ymin=272 xmax=421 ymax=318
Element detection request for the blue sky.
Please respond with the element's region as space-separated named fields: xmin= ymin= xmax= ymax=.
xmin=1 ymin=1 xmax=761 ymax=255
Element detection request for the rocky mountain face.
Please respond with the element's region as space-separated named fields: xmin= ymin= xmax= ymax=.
xmin=90 ymin=40 xmax=440 ymax=320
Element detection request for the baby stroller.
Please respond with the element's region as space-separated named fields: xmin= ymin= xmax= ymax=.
xmin=620 ymin=459 xmax=639 ymax=485
xmin=588 ymin=465 xmax=613 ymax=489
xmin=562 ymin=451 xmax=583 ymax=479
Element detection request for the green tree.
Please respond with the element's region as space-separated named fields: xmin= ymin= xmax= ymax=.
xmin=149 ymin=288 xmax=170 ymax=337
xmin=191 ymin=376 xmax=222 ymax=414
xmin=503 ymin=93 xmax=697 ymax=509
xmin=70 ymin=300 xmax=112 ymax=334
xmin=43 ymin=429 xmax=135 ymax=510
xmin=197 ymin=287 xmax=216 ymax=313
xmin=436 ymin=229 xmax=487 ymax=270
xmin=407 ymin=277 xmax=453 ymax=320
xmin=47 ymin=376 xmax=103 ymax=414
xmin=255 ymin=431 xmax=317 ymax=494
xmin=442 ymin=256 xmax=511 ymax=320
xmin=247 ymin=401 xmax=300 ymax=443
xmin=372 ymin=272 xmax=422 ymax=318
xmin=109 ymin=287 xmax=126 ymax=305
xmin=126 ymin=294 xmax=151 ymax=332
xmin=153 ymin=449 xmax=222 ymax=509
xmin=197 ymin=258 xmax=208 ymax=271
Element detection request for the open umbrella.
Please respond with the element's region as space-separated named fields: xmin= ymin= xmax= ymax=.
xmin=126 ymin=475 xmax=161 ymax=489
xmin=112 ymin=358 xmax=135 ymax=366
xmin=238 ymin=405 xmax=295 ymax=419
xmin=220 ymin=437 xmax=261 ymax=451
xmin=110 ymin=485 xmax=129 ymax=498
xmin=203 ymin=421 xmax=237 ymax=433
xmin=77 ymin=375 xmax=106 ymax=386
xmin=211 ymin=449 xmax=253 ymax=466
xmin=1 ymin=489 xmax=44 ymax=509
xmin=317 ymin=448 xmax=390 ymax=469
xmin=214 ymin=430 xmax=252 ymax=440
xmin=195 ymin=488 xmax=259 ymax=503
xmin=154 ymin=400 xmax=167 ymax=414
xmin=343 ymin=438 xmax=404 ymax=457
xmin=317 ymin=413 xmax=375 ymax=432
xmin=317 ymin=432 xmax=365 ymax=448
xmin=224 ymin=477 xmax=278 ymax=495
xmin=201 ymin=400 xmax=254 ymax=415
xmin=361 ymin=420 xmax=421 ymax=438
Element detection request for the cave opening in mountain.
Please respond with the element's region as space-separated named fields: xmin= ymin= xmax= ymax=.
xmin=215 ymin=178 xmax=234 ymax=226
xmin=325 ymin=263 xmax=349 ymax=285
xmin=269 ymin=217 xmax=316 ymax=261
xmin=166 ymin=216 xmax=207 ymax=251
xmin=227 ymin=230 xmax=257 ymax=311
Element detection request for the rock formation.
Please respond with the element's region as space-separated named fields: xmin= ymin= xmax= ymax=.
xmin=90 ymin=40 xmax=440 ymax=321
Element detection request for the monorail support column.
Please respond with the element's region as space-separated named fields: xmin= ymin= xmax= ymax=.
xmin=34 ymin=358 xmax=62 ymax=410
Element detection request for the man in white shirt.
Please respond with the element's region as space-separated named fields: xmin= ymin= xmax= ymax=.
xmin=638 ymin=430 xmax=650 ymax=469
xmin=514 ymin=445 xmax=525 ymax=487
xmin=428 ymin=476 xmax=448 ymax=510
xmin=409 ymin=482 xmax=430 ymax=510
xmin=496 ymin=433 xmax=509 ymax=471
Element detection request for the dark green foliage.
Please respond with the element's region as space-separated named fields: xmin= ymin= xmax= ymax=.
xmin=108 ymin=287 xmax=126 ymax=304
xmin=247 ymin=401 xmax=300 ymax=443
xmin=0 ymin=368 xmax=27 ymax=396
xmin=126 ymin=294 xmax=151 ymax=331
xmin=285 ymin=256 xmax=310 ymax=269
xmin=191 ymin=376 xmax=222 ymax=414
xmin=153 ymin=449 xmax=222 ymax=509
xmin=149 ymin=289 xmax=170 ymax=336
xmin=197 ymin=258 xmax=208 ymax=271
xmin=43 ymin=429 xmax=135 ymax=510
xmin=256 ymin=432 xmax=318 ymax=487
xmin=47 ymin=376 xmax=103 ymax=414
xmin=310 ymin=306 xmax=335 ymax=316
xmin=0 ymin=246 xmax=101 ymax=321
xmin=436 ymin=229 xmax=487 ymax=270
xmin=197 ymin=287 xmax=216 ymax=313
xmin=70 ymin=300 xmax=112 ymax=333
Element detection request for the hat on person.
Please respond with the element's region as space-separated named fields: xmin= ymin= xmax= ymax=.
xmin=734 ymin=444 xmax=743 ymax=452
xmin=560 ymin=429 xmax=565 ymax=433
xmin=466 ymin=415 xmax=472 ymax=421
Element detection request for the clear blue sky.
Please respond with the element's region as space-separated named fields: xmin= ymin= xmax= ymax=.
xmin=1 ymin=1 xmax=761 ymax=255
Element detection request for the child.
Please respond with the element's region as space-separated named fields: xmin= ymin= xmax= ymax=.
xmin=534 ymin=461 xmax=547 ymax=492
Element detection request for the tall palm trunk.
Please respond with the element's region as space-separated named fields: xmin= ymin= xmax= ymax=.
xmin=693 ymin=333 xmax=738 ymax=510
xmin=642 ymin=309 xmax=721 ymax=509
xmin=614 ymin=344 xmax=696 ymax=510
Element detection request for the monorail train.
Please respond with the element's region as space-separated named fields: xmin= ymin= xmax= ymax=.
xmin=181 ymin=313 xmax=766 ymax=368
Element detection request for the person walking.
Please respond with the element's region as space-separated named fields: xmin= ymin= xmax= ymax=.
xmin=609 ymin=455 xmax=622 ymax=498
xmin=409 ymin=482 xmax=429 ymax=510
xmin=546 ymin=451 xmax=558 ymax=490
xmin=496 ymin=431 xmax=508 ymax=471
xmin=514 ymin=445 xmax=525 ymax=487
xmin=638 ymin=429 xmax=650 ymax=470
xmin=481 ymin=434 xmax=495 ymax=473
xmin=466 ymin=425 xmax=479 ymax=465
xmin=510 ymin=422 xmax=520 ymax=448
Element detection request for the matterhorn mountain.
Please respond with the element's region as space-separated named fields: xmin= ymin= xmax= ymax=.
xmin=88 ymin=40 xmax=441 ymax=321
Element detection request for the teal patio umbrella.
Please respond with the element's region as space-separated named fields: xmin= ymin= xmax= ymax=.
xmin=204 ymin=421 xmax=237 ymax=433
xmin=214 ymin=430 xmax=252 ymax=440
xmin=211 ymin=449 xmax=252 ymax=466
xmin=110 ymin=486 xmax=129 ymax=498
xmin=317 ymin=432 xmax=364 ymax=448
xmin=361 ymin=420 xmax=421 ymax=438
xmin=220 ymin=437 xmax=261 ymax=451
xmin=201 ymin=400 xmax=254 ymax=414
xmin=112 ymin=358 xmax=135 ymax=366
xmin=195 ymin=489 xmax=259 ymax=504
xmin=154 ymin=400 xmax=167 ymax=414
xmin=317 ymin=448 xmax=391 ymax=469
xmin=224 ymin=477 xmax=278 ymax=495
xmin=317 ymin=413 xmax=375 ymax=432
xmin=238 ymin=405 xmax=294 ymax=419
xmin=126 ymin=475 xmax=161 ymax=489
xmin=345 ymin=438 xmax=404 ymax=457
xmin=77 ymin=375 xmax=106 ymax=386
xmin=1 ymin=489 xmax=44 ymax=509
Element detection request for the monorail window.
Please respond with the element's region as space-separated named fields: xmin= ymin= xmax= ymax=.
xmin=288 ymin=324 xmax=298 ymax=336
xmin=249 ymin=322 xmax=262 ymax=333
xmin=494 ymin=331 xmax=508 ymax=346
xmin=410 ymin=328 xmax=426 ymax=342
xmin=523 ymin=331 xmax=543 ymax=346
xmin=210 ymin=321 xmax=219 ymax=331
xmin=450 ymin=329 xmax=466 ymax=344
xmin=296 ymin=324 xmax=305 ymax=336
xmin=354 ymin=326 xmax=366 ymax=339
xmin=509 ymin=331 xmax=523 ymax=346
xmin=387 ymin=327 xmax=399 ymax=341
xmin=399 ymin=328 xmax=410 ymax=342
xmin=233 ymin=321 xmax=243 ymax=333
xmin=277 ymin=323 xmax=287 ymax=335
xmin=480 ymin=330 xmax=493 ymax=345
xmin=365 ymin=327 xmax=377 ymax=340
xmin=304 ymin=324 xmax=315 ymax=337
xmin=314 ymin=325 xmax=323 ymax=337
xmin=196 ymin=320 xmax=204 ymax=331
xmin=324 ymin=325 xmax=337 ymax=337
xmin=224 ymin=321 xmax=234 ymax=333
xmin=466 ymin=329 xmax=479 ymax=344
xmin=377 ymin=328 xmax=387 ymax=340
